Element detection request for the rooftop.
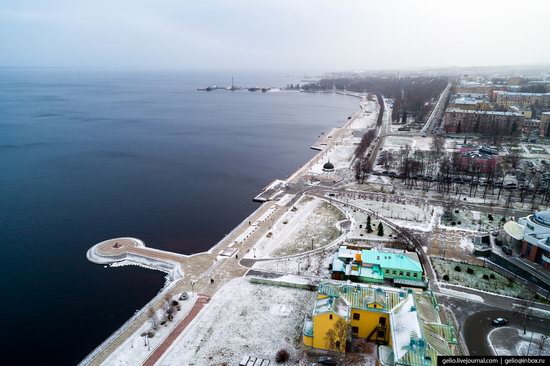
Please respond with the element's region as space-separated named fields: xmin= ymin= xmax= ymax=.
xmin=446 ymin=108 xmax=523 ymax=117
xmin=495 ymin=91 xmax=550 ymax=97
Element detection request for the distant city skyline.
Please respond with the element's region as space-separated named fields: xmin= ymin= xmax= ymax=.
xmin=1 ymin=0 xmax=549 ymax=73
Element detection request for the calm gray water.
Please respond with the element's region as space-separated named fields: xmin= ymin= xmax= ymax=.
xmin=0 ymin=69 xmax=358 ymax=364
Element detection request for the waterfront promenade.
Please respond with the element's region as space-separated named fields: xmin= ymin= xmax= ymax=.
xmin=83 ymin=198 xmax=299 ymax=365
xmin=83 ymin=95 xmax=368 ymax=366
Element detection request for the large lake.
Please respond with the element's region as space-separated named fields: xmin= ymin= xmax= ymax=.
xmin=0 ymin=69 xmax=358 ymax=364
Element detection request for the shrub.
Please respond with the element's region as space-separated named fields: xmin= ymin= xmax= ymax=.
xmin=451 ymin=222 xmax=456 ymax=226
xmin=488 ymin=214 xmax=494 ymax=221
xmin=147 ymin=331 xmax=155 ymax=338
xmin=483 ymin=274 xmax=489 ymax=280
xmin=457 ymin=221 xmax=462 ymax=225
xmin=442 ymin=274 xmax=450 ymax=281
xmin=275 ymin=349 xmax=290 ymax=363
xmin=490 ymin=274 xmax=495 ymax=279
xmin=171 ymin=300 xmax=179 ymax=307
xmin=454 ymin=265 xmax=461 ymax=272
xmin=466 ymin=268 xmax=474 ymax=274
xmin=455 ymin=210 xmax=459 ymax=213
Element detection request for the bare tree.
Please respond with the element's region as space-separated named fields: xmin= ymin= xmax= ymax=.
xmin=324 ymin=318 xmax=350 ymax=352
xmin=431 ymin=135 xmax=446 ymax=157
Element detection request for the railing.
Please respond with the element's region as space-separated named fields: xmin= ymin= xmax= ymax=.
xmin=78 ymin=278 xmax=179 ymax=366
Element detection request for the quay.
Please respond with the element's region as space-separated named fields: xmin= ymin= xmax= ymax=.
xmin=81 ymin=92 xmax=368 ymax=366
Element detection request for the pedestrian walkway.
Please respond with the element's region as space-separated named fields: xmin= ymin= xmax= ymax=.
xmin=142 ymin=294 xmax=210 ymax=366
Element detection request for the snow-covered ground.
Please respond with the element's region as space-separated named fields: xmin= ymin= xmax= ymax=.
xmin=247 ymin=196 xmax=345 ymax=258
xmin=441 ymin=210 xmax=506 ymax=232
xmin=340 ymin=205 xmax=397 ymax=240
xmin=350 ymin=99 xmax=378 ymax=130
xmin=309 ymin=133 xmax=356 ymax=174
xmin=432 ymin=258 xmax=539 ymax=299
xmin=252 ymin=247 xmax=337 ymax=277
xmin=439 ymin=287 xmax=484 ymax=302
xmin=156 ymin=278 xmax=316 ymax=366
xmin=351 ymin=197 xmax=434 ymax=229
xmin=102 ymin=293 xmax=197 ymax=366
xmin=489 ymin=327 xmax=550 ymax=356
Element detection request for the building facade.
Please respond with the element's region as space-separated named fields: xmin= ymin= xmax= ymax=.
xmin=458 ymin=146 xmax=499 ymax=173
xmin=448 ymin=93 xmax=492 ymax=111
xmin=495 ymin=91 xmax=550 ymax=108
xmin=504 ymin=211 xmax=550 ymax=270
xmin=331 ymin=246 xmax=425 ymax=286
xmin=540 ymin=112 xmax=550 ymax=137
xmin=302 ymin=281 xmax=458 ymax=366
xmin=444 ymin=108 xmax=524 ymax=135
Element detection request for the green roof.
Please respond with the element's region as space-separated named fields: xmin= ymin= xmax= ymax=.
xmin=318 ymin=281 xmax=404 ymax=312
xmin=360 ymin=249 xmax=422 ymax=273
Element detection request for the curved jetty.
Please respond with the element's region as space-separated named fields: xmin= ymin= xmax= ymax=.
xmin=87 ymin=237 xmax=185 ymax=280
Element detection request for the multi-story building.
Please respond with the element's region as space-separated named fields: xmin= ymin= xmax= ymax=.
xmin=509 ymin=105 xmax=533 ymax=119
xmin=302 ymin=281 xmax=458 ymax=365
xmin=454 ymin=81 xmax=493 ymax=96
xmin=331 ymin=246 xmax=425 ymax=287
xmin=503 ymin=212 xmax=550 ymax=270
xmin=540 ymin=112 xmax=550 ymax=137
xmin=495 ymin=91 xmax=550 ymax=108
xmin=448 ymin=93 xmax=492 ymax=111
xmin=444 ymin=108 xmax=524 ymax=135
xmin=458 ymin=146 xmax=499 ymax=173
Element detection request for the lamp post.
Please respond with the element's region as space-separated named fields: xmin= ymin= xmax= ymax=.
xmin=298 ymin=260 xmax=301 ymax=275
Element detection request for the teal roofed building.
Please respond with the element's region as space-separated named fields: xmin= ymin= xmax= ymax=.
xmin=331 ymin=246 xmax=425 ymax=287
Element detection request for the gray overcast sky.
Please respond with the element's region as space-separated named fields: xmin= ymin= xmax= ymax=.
xmin=1 ymin=0 xmax=549 ymax=73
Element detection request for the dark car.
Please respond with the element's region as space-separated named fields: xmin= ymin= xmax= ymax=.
xmin=317 ymin=357 xmax=337 ymax=366
xmin=502 ymin=246 xmax=513 ymax=255
xmin=492 ymin=317 xmax=508 ymax=326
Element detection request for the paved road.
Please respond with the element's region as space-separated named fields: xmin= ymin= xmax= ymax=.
xmin=421 ymin=83 xmax=451 ymax=135
xmin=439 ymin=295 xmax=550 ymax=356
xmin=143 ymin=294 xmax=210 ymax=366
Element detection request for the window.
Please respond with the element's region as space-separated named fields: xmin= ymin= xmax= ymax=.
xmin=406 ymin=272 xmax=410 ymax=277
xmin=377 ymin=330 xmax=385 ymax=339
xmin=353 ymin=313 xmax=360 ymax=320
xmin=393 ymin=270 xmax=397 ymax=275
xmin=379 ymin=317 xmax=386 ymax=326
xmin=352 ymin=326 xmax=359 ymax=334
xmin=385 ymin=269 xmax=389 ymax=274
xmin=399 ymin=271 xmax=404 ymax=276
xmin=329 ymin=314 xmax=333 ymax=320
xmin=413 ymin=273 xmax=418 ymax=278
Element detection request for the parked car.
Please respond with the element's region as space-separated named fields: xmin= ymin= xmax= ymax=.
xmin=502 ymin=246 xmax=513 ymax=255
xmin=492 ymin=317 xmax=509 ymax=326
xmin=317 ymin=357 xmax=337 ymax=366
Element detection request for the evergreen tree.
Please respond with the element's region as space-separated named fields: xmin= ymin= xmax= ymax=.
xmin=366 ymin=215 xmax=373 ymax=233
xmin=377 ymin=222 xmax=384 ymax=236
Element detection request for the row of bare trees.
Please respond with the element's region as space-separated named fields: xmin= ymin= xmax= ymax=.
xmin=302 ymin=76 xmax=448 ymax=124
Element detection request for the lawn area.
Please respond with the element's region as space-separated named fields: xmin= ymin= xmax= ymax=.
xmin=269 ymin=200 xmax=345 ymax=257
xmin=441 ymin=210 xmax=507 ymax=231
xmin=432 ymin=258 xmax=543 ymax=301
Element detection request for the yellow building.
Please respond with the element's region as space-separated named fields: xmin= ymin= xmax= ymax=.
xmin=303 ymin=281 xmax=458 ymax=366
